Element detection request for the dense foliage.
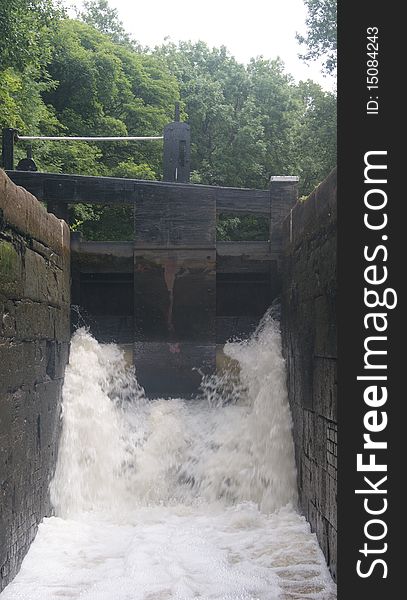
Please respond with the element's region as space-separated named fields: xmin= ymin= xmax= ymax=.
xmin=0 ymin=0 xmax=336 ymax=240
xmin=297 ymin=0 xmax=337 ymax=74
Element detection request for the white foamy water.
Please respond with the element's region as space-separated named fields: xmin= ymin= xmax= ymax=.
xmin=1 ymin=312 xmax=336 ymax=599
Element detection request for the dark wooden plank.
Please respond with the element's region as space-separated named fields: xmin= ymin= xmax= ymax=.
xmin=72 ymin=241 xmax=134 ymax=273
xmin=217 ymin=241 xmax=275 ymax=274
xmin=217 ymin=241 xmax=271 ymax=257
xmin=216 ymin=257 xmax=271 ymax=274
xmin=6 ymin=171 xmax=271 ymax=214
xmin=2 ymin=129 xmax=16 ymax=170
xmin=72 ymin=241 xmax=278 ymax=257
xmin=135 ymin=187 xmax=216 ymax=247
xmin=5 ymin=171 xmax=209 ymax=204
xmin=269 ymin=176 xmax=299 ymax=239
xmin=73 ymin=241 xmax=278 ymax=257
xmin=76 ymin=241 xmax=133 ymax=257
xmin=7 ymin=171 xmax=298 ymax=217
xmin=163 ymin=122 xmax=191 ymax=183
xmin=216 ymin=188 xmax=270 ymax=215
xmin=134 ymin=249 xmax=216 ymax=343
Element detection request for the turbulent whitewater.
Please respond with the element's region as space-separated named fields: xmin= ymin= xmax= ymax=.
xmin=1 ymin=313 xmax=336 ymax=599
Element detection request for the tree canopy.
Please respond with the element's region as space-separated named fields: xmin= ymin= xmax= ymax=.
xmin=76 ymin=0 xmax=133 ymax=45
xmin=1 ymin=0 xmax=336 ymax=240
xmin=0 ymin=0 xmax=62 ymax=71
xmin=297 ymin=0 xmax=337 ymax=74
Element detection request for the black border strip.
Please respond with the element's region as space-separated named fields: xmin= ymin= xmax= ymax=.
xmin=338 ymin=0 xmax=403 ymax=596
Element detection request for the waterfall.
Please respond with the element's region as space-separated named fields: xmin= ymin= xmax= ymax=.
xmin=1 ymin=312 xmax=336 ymax=600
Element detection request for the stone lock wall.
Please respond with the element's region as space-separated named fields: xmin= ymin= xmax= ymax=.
xmin=281 ymin=168 xmax=337 ymax=579
xmin=0 ymin=170 xmax=70 ymax=590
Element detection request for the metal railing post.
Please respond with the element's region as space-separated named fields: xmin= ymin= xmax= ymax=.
xmin=2 ymin=128 xmax=17 ymax=170
xmin=162 ymin=105 xmax=190 ymax=183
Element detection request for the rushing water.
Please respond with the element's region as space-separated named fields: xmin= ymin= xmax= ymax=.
xmin=1 ymin=312 xmax=336 ymax=599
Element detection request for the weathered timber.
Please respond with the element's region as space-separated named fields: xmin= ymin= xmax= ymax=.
xmin=163 ymin=122 xmax=191 ymax=183
xmin=47 ymin=199 xmax=69 ymax=222
xmin=134 ymin=249 xmax=216 ymax=342
xmin=134 ymin=180 xmax=216 ymax=395
xmin=5 ymin=171 xmax=272 ymax=215
xmin=216 ymin=241 xmax=277 ymax=274
xmin=72 ymin=240 xmax=279 ymax=274
xmin=216 ymin=188 xmax=270 ymax=215
xmin=269 ymin=176 xmax=299 ymax=243
xmin=134 ymin=249 xmax=216 ymax=394
xmin=134 ymin=187 xmax=216 ymax=247
xmin=72 ymin=241 xmax=133 ymax=273
xmin=2 ymin=129 xmax=16 ymax=170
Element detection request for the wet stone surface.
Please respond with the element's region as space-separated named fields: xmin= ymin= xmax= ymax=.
xmin=281 ymin=169 xmax=337 ymax=580
xmin=0 ymin=170 xmax=70 ymax=591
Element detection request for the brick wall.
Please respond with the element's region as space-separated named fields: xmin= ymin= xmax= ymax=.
xmin=281 ymin=168 xmax=337 ymax=579
xmin=0 ymin=170 xmax=70 ymax=590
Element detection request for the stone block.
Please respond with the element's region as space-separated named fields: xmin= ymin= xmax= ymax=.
xmin=51 ymin=307 xmax=71 ymax=342
xmin=302 ymin=409 xmax=315 ymax=460
xmin=313 ymin=358 xmax=337 ymax=421
xmin=314 ymin=168 xmax=337 ymax=223
xmin=34 ymin=380 xmax=63 ymax=459
xmin=14 ymin=302 xmax=54 ymax=341
xmin=0 ymin=240 xmax=23 ymax=298
xmin=1 ymin=171 xmax=70 ymax=256
xmin=281 ymin=168 xmax=337 ymax=581
xmin=0 ymin=171 xmax=71 ymax=590
xmin=0 ymin=299 xmax=16 ymax=338
xmin=0 ymin=340 xmax=48 ymax=393
xmin=326 ymin=473 xmax=337 ymax=530
xmin=326 ymin=523 xmax=337 ymax=580
xmin=45 ymin=263 xmax=69 ymax=307
xmin=23 ymin=249 xmax=48 ymax=303
xmin=46 ymin=341 xmax=69 ymax=379
xmin=314 ymin=294 xmax=337 ymax=358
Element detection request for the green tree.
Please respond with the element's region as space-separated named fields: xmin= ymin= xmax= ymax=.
xmin=0 ymin=0 xmax=63 ymax=139
xmin=155 ymin=42 xmax=267 ymax=187
xmin=294 ymin=80 xmax=337 ymax=192
xmin=40 ymin=19 xmax=179 ymax=177
xmin=38 ymin=18 xmax=180 ymax=239
xmin=0 ymin=0 xmax=62 ymax=71
xmin=1 ymin=0 xmax=336 ymax=243
xmin=77 ymin=0 xmax=134 ymax=46
xmin=297 ymin=0 xmax=337 ymax=74
xmin=247 ymin=57 xmax=303 ymax=181
xmin=155 ymin=40 xmax=336 ymax=240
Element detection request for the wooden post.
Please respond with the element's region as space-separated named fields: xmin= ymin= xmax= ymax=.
xmin=43 ymin=179 xmax=71 ymax=223
xmin=163 ymin=121 xmax=191 ymax=183
xmin=46 ymin=200 xmax=70 ymax=222
xmin=2 ymin=128 xmax=16 ymax=170
xmin=134 ymin=185 xmax=216 ymax=397
xmin=269 ymin=176 xmax=299 ymax=273
xmin=70 ymin=232 xmax=82 ymax=334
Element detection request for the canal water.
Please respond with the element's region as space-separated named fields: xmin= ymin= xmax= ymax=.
xmin=1 ymin=313 xmax=336 ymax=599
